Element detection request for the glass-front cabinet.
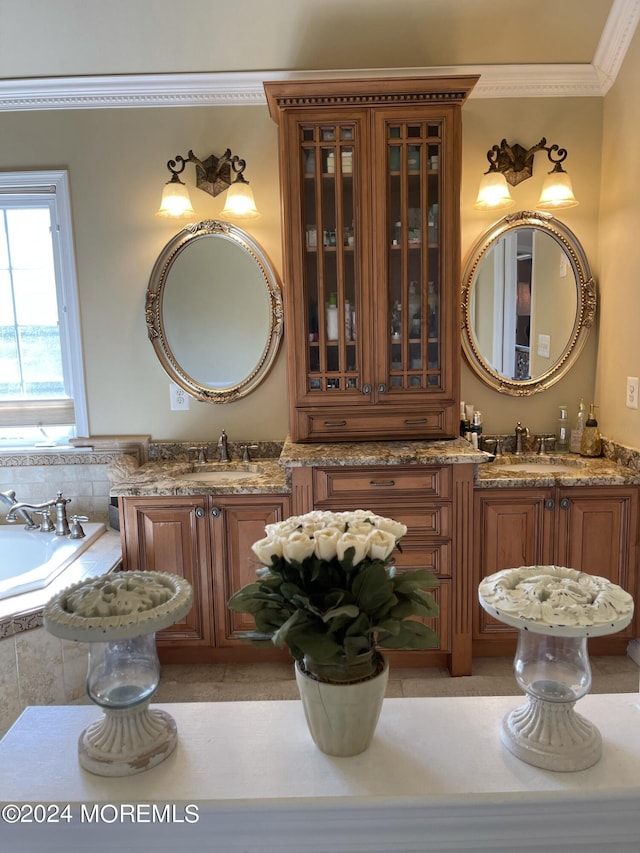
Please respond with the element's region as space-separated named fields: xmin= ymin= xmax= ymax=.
xmin=265 ymin=77 xmax=477 ymax=442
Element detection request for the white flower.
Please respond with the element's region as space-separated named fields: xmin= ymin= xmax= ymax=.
xmin=265 ymin=518 xmax=301 ymax=537
xmin=336 ymin=531 xmax=369 ymax=565
xmin=366 ymin=528 xmax=397 ymax=561
xmin=251 ymin=535 xmax=283 ymax=565
xmin=345 ymin=520 xmax=375 ymax=537
xmin=313 ymin=526 xmax=341 ymax=560
xmin=373 ymin=516 xmax=407 ymax=540
xmin=281 ymin=530 xmax=316 ymax=563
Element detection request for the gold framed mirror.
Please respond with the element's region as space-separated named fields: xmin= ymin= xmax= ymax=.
xmin=145 ymin=220 xmax=284 ymax=403
xmin=461 ymin=210 xmax=596 ymax=396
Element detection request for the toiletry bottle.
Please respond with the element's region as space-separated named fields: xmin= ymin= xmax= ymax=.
xmin=326 ymin=292 xmax=339 ymax=341
xmin=570 ymin=398 xmax=586 ymax=453
xmin=556 ymin=405 xmax=570 ymax=452
xmin=408 ymin=281 xmax=421 ymax=337
xmin=580 ymin=403 xmax=602 ymax=457
xmin=470 ymin=411 xmax=483 ymax=450
xmin=459 ymin=402 xmax=467 ymax=438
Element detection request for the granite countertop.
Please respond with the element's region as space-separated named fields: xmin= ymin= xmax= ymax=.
xmin=280 ymin=437 xmax=488 ymax=467
xmin=110 ymin=458 xmax=289 ymax=497
xmin=476 ymin=453 xmax=640 ymax=488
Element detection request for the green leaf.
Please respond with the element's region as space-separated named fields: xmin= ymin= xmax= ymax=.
xmin=392 ymin=568 xmax=439 ymax=592
xmin=352 ymin=562 xmax=395 ymax=613
xmin=321 ymin=604 xmax=360 ymax=623
xmin=377 ymin=620 xmax=440 ymax=650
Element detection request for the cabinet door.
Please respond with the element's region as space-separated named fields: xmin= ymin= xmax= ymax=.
xmin=287 ymin=111 xmax=373 ymax=408
xmin=374 ymin=109 xmax=450 ymax=404
xmin=210 ymin=496 xmax=291 ymax=647
xmin=120 ymin=496 xmax=212 ymax=645
xmin=473 ymin=488 xmax=554 ymax=638
xmin=556 ymin=487 xmax=638 ymax=636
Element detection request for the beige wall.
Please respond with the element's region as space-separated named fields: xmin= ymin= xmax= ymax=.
xmin=598 ymin=25 xmax=640 ymax=448
xmin=0 ymin=90 xmax=609 ymax=444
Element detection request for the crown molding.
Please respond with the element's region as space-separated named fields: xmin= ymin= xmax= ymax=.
xmin=0 ymin=0 xmax=636 ymax=112
xmin=0 ymin=64 xmax=607 ymax=113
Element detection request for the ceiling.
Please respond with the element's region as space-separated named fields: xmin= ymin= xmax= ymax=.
xmin=0 ymin=0 xmax=638 ymax=110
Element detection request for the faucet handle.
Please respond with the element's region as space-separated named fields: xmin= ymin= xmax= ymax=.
xmin=240 ymin=444 xmax=259 ymax=462
xmin=34 ymin=508 xmax=56 ymax=532
xmin=189 ymin=446 xmax=207 ymax=464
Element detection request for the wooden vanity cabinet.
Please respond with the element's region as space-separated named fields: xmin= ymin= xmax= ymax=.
xmin=292 ymin=461 xmax=475 ymax=675
xmin=119 ymin=494 xmax=291 ymax=663
xmin=265 ymin=76 xmax=477 ymax=443
xmin=473 ymin=485 xmax=639 ymax=655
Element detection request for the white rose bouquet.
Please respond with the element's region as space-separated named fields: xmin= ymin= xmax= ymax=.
xmin=228 ymin=510 xmax=439 ymax=673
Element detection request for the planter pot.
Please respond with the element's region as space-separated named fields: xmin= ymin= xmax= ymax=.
xmin=295 ymin=654 xmax=389 ymax=756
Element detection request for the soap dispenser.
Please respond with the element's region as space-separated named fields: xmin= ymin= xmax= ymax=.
xmin=579 ymin=403 xmax=601 ymax=457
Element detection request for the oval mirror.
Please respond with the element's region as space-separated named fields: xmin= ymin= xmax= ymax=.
xmin=145 ymin=220 xmax=284 ymax=402
xmin=461 ymin=211 xmax=596 ymax=396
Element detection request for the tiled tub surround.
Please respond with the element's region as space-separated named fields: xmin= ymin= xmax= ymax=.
xmin=0 ymin=528 xmax=122 ymax=739
xmin=0 ymin=438 xmax=148 ymax=527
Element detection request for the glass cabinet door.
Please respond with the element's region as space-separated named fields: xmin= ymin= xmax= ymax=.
xmin=299 ymin=121 xmax=365 ymax=399
xmin=384 ymin=119 xmax=442 ymax=394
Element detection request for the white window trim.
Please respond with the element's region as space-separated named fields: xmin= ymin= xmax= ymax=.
xmin=0 ymin=169 xmax=88 ymax=438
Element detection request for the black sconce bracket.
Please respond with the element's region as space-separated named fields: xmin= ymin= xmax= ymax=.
xmin=485 ymin=138 xmax=569 ymax=186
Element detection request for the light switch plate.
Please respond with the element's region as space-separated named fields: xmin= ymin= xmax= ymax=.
xmin=537 ymin=334 xmax=550 ymax=359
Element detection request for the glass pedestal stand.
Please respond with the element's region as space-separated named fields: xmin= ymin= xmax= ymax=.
xmin=478 ymin=565 xmax=634 ymax=772
xmin=44 ymin=571 xmax=193 ymax=777
xmin=79 ymin=632 xmax=178 ymax=776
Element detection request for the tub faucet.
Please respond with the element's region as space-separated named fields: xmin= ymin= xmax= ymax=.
xmin=6 ymin=490 xmax=71 ymax=536
xmin=218 ymin=429 xmax=230 ymax=462
xmin=514 ymin=422 xmax=529 ymax=455
xmin=0 ymin=489 xmax=38 ymax=530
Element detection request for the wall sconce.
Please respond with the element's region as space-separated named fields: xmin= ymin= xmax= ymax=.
xmin=474 ymin=138 xmax=579 ymax=211
xmin=156 ymin=148 xmax=260 ymax=220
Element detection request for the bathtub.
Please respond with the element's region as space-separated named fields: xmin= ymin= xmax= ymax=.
xmin=0 ymin=523 xmax=106 ymax=600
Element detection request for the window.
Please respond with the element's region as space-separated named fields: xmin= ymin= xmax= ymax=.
xmin=0 ymin=170 xmax=87 ymax=446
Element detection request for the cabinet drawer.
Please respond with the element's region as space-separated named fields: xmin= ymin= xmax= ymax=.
xmin=296 ymin=408 xmax=452 ymax=442
xmin=314 ymin=466 xmax=452 ymax=502
xmin=393 ymin=540 xmax=451 ymax=578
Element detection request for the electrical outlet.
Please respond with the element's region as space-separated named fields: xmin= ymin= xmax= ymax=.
xmin=626 ymin=376 xmax=639 ymax=409
xmin=169 ymin=382 xmax=190 ymax=411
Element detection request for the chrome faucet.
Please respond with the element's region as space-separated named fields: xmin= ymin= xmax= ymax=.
xmin=514 ymin=422 xmax=529 ymax=455
xmin=218 ymin=429 xmax=230 ymax=462
xmin=0 ymin=489 xmax=38 ymax=529
xmin=6 ymin=490 xmax=71 ymax=536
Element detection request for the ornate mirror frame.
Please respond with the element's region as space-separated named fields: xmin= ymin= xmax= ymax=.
xmin=461 ymin=210 xmax=596 ymax=396
xmin=145 ymin=220 xmax=284 ymax=403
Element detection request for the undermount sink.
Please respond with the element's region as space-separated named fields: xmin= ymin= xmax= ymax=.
xmin=496 ymin=462 xmax=578 ymax=474
xmin=489 ymin=455 xmax=586 ymax=475
xmin=179 ymin=462 xmax=260 ymax=483
xmin=181 ymin=470 xmax=258 ymax=483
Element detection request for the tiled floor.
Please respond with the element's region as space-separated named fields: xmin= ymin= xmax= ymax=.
xmin=154 ymin=655 xmax=640 ymax=703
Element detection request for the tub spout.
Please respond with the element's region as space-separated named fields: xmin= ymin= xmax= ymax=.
xmin=6 ymin=491 xmax=71 ymax=535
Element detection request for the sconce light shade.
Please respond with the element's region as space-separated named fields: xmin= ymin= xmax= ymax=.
xmin=156 ymin=178 xmax=196 ymax=219
xmin=156 ymin=148 xmax=259 ymax=220
xmin=537 ymin=169 xmax=579 ymax=209
xmin=475 ymin=138 xmax=579 ymax=212
xmin=474 ymin=170 xmax=515 ymax=211
xmin=219 ymin=178 xmax=260 ymax=220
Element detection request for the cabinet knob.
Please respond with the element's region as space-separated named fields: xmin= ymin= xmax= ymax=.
xmin=545 ymin=499 xmax=555 ymax=510
xmin=362 ymin=384 xmax=372 ymax=394
xmin=211 ymin=507 xmax=221 ymax=518
xmin=378 ymin=383 xmax=387 ymax=393
xmin=195 ymin=507 xmax=205 ymax=518
xmin=560 ymin=497 xmax=570 ymax=510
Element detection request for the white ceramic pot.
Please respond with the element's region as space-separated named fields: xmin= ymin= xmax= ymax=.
xmin=294 ymin=654 xmax=389 ymax=756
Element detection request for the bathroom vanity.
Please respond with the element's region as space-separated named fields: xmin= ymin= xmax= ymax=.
xmin=474 ymin=455 xmax=640 ymax=657
xmin=112 ymin=440 xmax=640 ymax=674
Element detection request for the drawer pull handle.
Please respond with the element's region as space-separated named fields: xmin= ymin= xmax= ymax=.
xmin=324 ymin=420 xmax=347 ymax=427
xmin=404 ymin=418 xmax=427 ymax=424
xmin=370 ymin=480 xmax=395 ymax=487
